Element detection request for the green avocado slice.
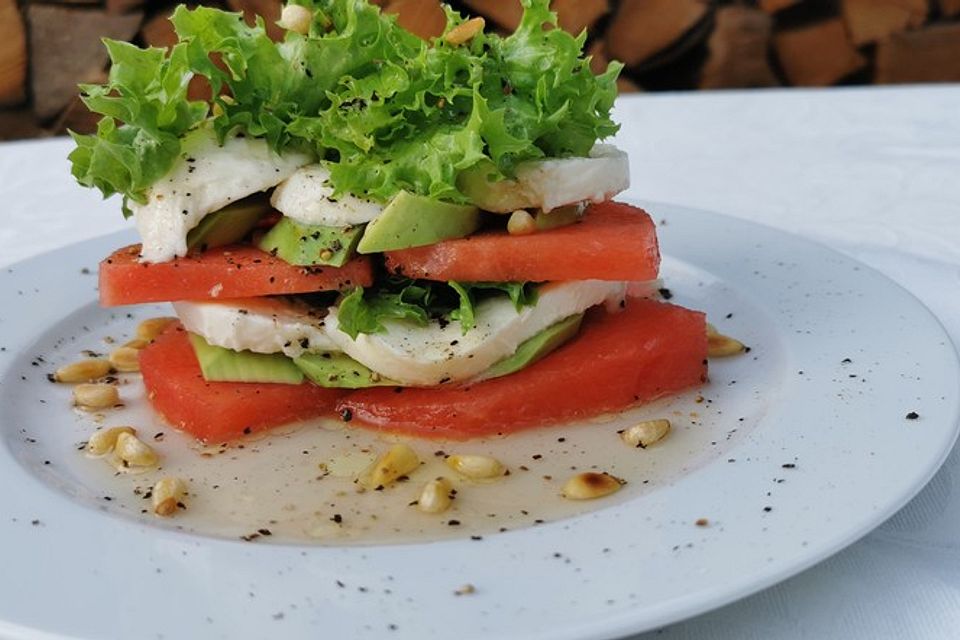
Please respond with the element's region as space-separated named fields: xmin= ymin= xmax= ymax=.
xmin=187 ymin=333 xmax=304 ymax=384
xmin=535 ymin=203 xmax=584 ymax=230
xmin=456 ymin=159 xmax=529 ymax=213
xmin=357 ymin=191 xmax=480 ymax=253
xmin=186 ymin=193 xmax=271 ymax=251
xmin=294 ymin=352 xmax=396 ymax=389
xmin=479 ymin=313 xmax=583 ymax=381
xmin=257 ymin=217 xmax=364 ymax=267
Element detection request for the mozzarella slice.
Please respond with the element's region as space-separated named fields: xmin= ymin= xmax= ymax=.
xmin=173 ymin=298 xmax=338 ymax=358
xmin=324 ymin=280 xmax=626 ymax=386
xmin=174 ymin=281 xmax=627 ymax=387
xmin=132 ymin=128 xmax=312 ymax=263
xmin=463 ymin=144 xmax=630 ymax=213
xmin=271 ymin=164 xmax=383 ymax=227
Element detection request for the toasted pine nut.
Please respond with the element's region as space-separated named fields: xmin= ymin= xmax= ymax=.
xmin=706 ymin=323 xmax=746 ymax=357
xmin=445 ymin=17 xmax=485 ymax=45
xmin=54 ymin=359 xmax=111 ymax=383
xmin=152 ymin=477 xmax=187 ymax=517
xmin=620 ymin=419 xmax=671 ymax=448
xmin=85 ymin=426 xmax=135 ymax=457
xmin=114 ymin=432 xmax=159 ymax=468
xmin=278 ymin=4 xmax=312 ymax=35
xmin=122 ymin=338 xmax=150 ymax=350
xmin=109 ymin=346 xmax=140 ymax=372
xmin=708 ymin=334 xmax=746 ymax=357
xmin=136 ymin=317 xmax=177 ymax=342
xmin=319 ymin=249 xmax=334 ymax=261
xmin=561 ymin=472 xmax=623 ymax=500
xmin=445 ymin=454 xmax=505 ymax=480
xmin=73 ymin=383 xmax=119 ymax=410
xmin=359 ymin=444 xmax=420 ymax=489
xmin=507 ymin=209 xmax=537 ymax=236
xmin=417 ymin=477 xmax=454 ymax=514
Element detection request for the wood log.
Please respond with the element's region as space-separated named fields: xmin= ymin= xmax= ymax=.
xmin=106 ymin=0 xmax=145 ymax=14
xmin=461 ymin=0 xmax=522 ymax=31
xmin=606 ymin=0 xmax=709 ymax=68
xmin=587 ymin=41 xmax=641 ymax=92
xmin=141 ymin=9 xmax=178 ymax=50
xmin=553 ymin=0 xmax=608 ymax=35
xmin=758 ymin=0 xmax=800 ymax=13
xmin=384 ymin=0 xmax=447 ymax=40
xmin=226 ymin=0 xmax=284 ymax=40
xmin=27 ymin=5 xmax=143 ymax=122
xmin=0 ymin=0 xmax=27 ymax=107
xmin=938 ymin=0 xmax=960 ymax=17
xmin=875 ymin=23 xmax=960 ymax=83
xmin=0 ymin=108 xmax=46 ymax=141
xmin=700 ymin=6 xmax=778 ymax=89
xmin=842 ymin=0 xmax=927 ymax=45
xmin=774 ymin=18 xmax=867 ymax=86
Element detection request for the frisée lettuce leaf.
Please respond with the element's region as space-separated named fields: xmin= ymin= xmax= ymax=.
xmin=335 ymin=278 xmax=538 ymax=339
xmin=69 ymin=0 xmax=621 ymax=209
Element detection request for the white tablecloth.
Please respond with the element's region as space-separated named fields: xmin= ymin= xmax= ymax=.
xmin=2 ymin=85 xmax=959 ymax=639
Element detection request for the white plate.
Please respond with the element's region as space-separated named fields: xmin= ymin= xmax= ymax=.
xmin=0 ymin=202 xmax=956 ymax=640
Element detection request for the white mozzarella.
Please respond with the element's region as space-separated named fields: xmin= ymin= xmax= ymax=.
xmin=132 ymin=128 xmax=312 ymax=263
xmin=324 ymin=280 xmax=626 ymax=386
xmin=271 ymin=164 xmax=383 ymax=227
xmin=468 ymin=144 xmax=630 ymax=213
xmin=173 ymin=299 xmax=338 ymax=358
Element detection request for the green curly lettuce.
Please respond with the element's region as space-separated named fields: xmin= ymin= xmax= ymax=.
xmin=335 ymin=278 xmax=538 ymax=338
xmin=69 ymin=0 xmax=622 ymax=209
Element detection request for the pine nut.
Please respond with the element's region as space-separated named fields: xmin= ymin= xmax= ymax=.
xmin=445 ymin=17 xmax=485 ymax=45
xmin=359 ymin=444 xmax=420 ymax=489
xmin=109 ymin=346 xmax=140 ymax=372
xmin=278 ymin=4 xmax=312 ymax=35
xmin=620 ymin=419 xmax=671 ymax=448
xmin=417 ymin=477 xmax=454 ymax=514
xmin=152 ymin=477 xmax=187 ymax=517
xmin=73 ymin=383 xmax=119 ymax=410
xmin=507 ymin=209 xmax=537 ymax=236
xmin=561 ymin=472 xmax=624 ymax=500
xmin=122 ymin=338 xmax=150 ymax=350
xmin=706 ymin=323 xmax=746 ymax=357
xmin=136 ymin=317 xmax=177 ymax=342
xmin=54 ymin=359 xmax=111 ymax=383
xmin=445 ymin=454 xmax=505 ymax=480
xmin=85 ymin=426 xmax=135 ymax=457
xmin=114 ymin=432 xmax=159 ymax=468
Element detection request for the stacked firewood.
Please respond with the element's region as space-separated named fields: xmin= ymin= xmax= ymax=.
xmin=2 ymin=0 xmax=959 ymax=140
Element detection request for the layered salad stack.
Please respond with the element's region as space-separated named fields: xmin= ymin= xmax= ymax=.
xmin=70 ymin=0 xmax=708 ymax=442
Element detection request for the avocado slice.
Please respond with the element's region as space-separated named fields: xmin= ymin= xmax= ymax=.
xmin=188 ymin=333 xmax=304 ymax=384
xmin=479 ymin=314 xmax=583 ymax=381
xmin=186 ymin=193 xmax=271 ymax=251
xmin=294 ymin=352 xmax=396 ymax=389
xmin=258 ymin=217 xmax=364 ymax=267
xmin=535 ymin=203 xmax=584 ymax=231
xmin=457 ymin=159 xmax=528 ymax=213
xmin=356 ymin=191 xmax=480 ymax=253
